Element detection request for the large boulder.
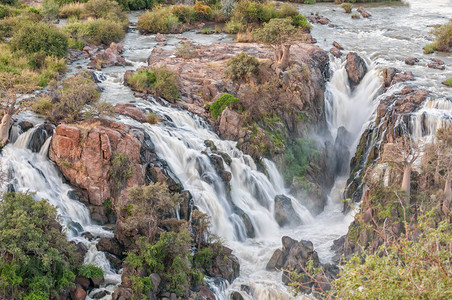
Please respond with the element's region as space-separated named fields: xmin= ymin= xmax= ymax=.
xmin=49 ymin=121 xmax=157 ymax=223
xmin=198 ymin=245 xmax=240 ymax=283
xmin=345 ymin=52 xmax=367 ymax=86
xmin=274 ymin=195 xmax=302 ymax=227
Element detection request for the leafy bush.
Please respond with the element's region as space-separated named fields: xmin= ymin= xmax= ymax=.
xmin=431 ymin=20 xmax=452 ymax=52
xmin=116 ymin=0 xmax=159 ymax=10
xmin=64 ymin=18 xmax=125 ymax=45
xmin=330 ymin=219 xmax=452 ymax=300
xmin=77 ymin=264 xmax=104 ymax=278
xmin=0 ymin=4 xmax=11 ymax=19
xmin=33 ymin=73 xmax=100 ymax=121
xmin=147 ymin=112 xmax=161 ymax=124
xmin=443 ymin=77 xmax=452 ymax=87
xmin=125 ymin=229 xmax=194 ymax=297
xmin=137 ymin=6 xmax=181 ymax=34
xmin=10 ymin=22 xmax=68 ymax=58
xmin=341 ymin=3 xmax=352 ymax=13
xmin=304 ymin=0 xmax=316 ymax=4
xmin=225 ymin=52 xmax=260 ymax=81
xmin=58 ymin=2 xmax=85 ymax=19
xmin=42 ymin=0 xmax=59 ymax=21
xmin=128 ymin=67 xmax=179 ymax=100
xmin=0 ymin=192 xmax=78 ymax=299
xmin=209 ymin=93 xmax=239 ymax=118
xmin=109 ymin=152 xmax=135 ymax=197
xmin=83 ymin=0 xmax=127 ymax=22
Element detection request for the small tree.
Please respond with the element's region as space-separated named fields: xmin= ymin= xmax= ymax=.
xmin=253 ymin=18 xmax=297 ymax=70
xmin=125 ymin=182 xmax=182 ymax=242
xmin=382 ymin=136 xmax=420 ymax=201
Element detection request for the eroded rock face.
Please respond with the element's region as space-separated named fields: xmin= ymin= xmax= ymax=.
xmin=383 ymin=68 xmax=415 ymax=87
xmin=267 ymin=237 xmax=338 ymax=294
xmin=49 ymin=120 xmax=155 ymax=223
xmin=345 ymin=52 xmax=368 ymax=86
xmin=199 ymin=245 xmax=240 ymax=283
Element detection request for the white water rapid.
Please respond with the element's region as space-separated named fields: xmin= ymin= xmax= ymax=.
xmin=0 ymin=127 xmax=121 ymax=299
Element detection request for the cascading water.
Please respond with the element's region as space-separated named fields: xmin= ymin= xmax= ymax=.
xmin=0 ymin=127 xmax=121 ymax=299
xmin=3 ymin=1 xmax=451 ymax=299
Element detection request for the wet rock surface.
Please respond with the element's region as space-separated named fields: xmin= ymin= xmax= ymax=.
xmin=89 ymin=43 xmax=132 ymax=70
xmin=274 ymin=195 xmax=302 ymax=227
xmin=345 ymin=52 xmax=368 ymax=86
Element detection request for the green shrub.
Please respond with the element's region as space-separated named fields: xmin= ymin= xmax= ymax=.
xmin=77 ymin=264 xmax=104 ymax=278
xmin=209 ymin=93 xmax=239 ymax=118
xmin=42 ymin=0 xmax=59 ymax=21
xmin=128 ymin=67 xmax=179 ymax=100
xmin=10 ymin=22 xmax=68 ymax=58
xmin=109 ymin=152 xmax=135 ymax=197
xmin=423 ymin=43 xmax=436 ymax=54
xmin=64 ymin=18 xmax=125 ymax=45
xmin=130 ymin=275 xmax=153 ymax=298
xmin=304 ymin=0 xmax=316 ymax=4
xmin=225 ymin=52 xmax=260 ymax=81
xmin=329 ymin=219 xmax=452 ymax=300
xmin=200 ymin=27 xmax=213 ymax=34
xmin=83 ymin=0 xmax=127 ymax=22
xmin=431 ymin=20 xmax=452 ymax=52
xmin=58 ymin=2 xmax=85 ymax=19
xmin=443 ymin=77 xmax=452 ymax=87
xmin=125 ymin=229 xmax=193 ymax=297
xmin=291 ymin=14 xmax=311 ymax=29
xmin=0 ymin=5 xmax=11 ymax=19
xmin=0 ymin=192 xmax=78 ymax=299
xmin=137 ymin=6 xmax=181 ymax=34
xmin=172 ymin=4 xmax=199 ymax=24
xmin=147 ymin=112 xmax=161 ymax=124
xmin=341 ymin=3 xmax=352 ymax=13
xmin=37 ymin=73 xmax=100 ymax=121
xmin=116 ymin=0 xmax=158 ymax=10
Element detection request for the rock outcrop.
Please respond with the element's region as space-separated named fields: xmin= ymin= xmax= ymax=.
xmin=89 ymin=43 xmax=131 ymax=70
xmin=345 ymin=52 xmax=367 ymax=86
xmin=49 ymin=119 xmax=181 ymax=224
xmin=274 ymin=195 xmax=302 ymax=227
xmin=267 ymin=236 xmax=338 ymax=294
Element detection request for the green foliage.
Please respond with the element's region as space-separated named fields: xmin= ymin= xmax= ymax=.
xmin=77 ymin=264 xmax=104 ymax=279
xmin=0 ymin=192 xmax=78 ymax=299
xmin=225 ymin=52 xmax=260 ymax=81
xmin=253 ymin=17 xmax=297 ymax=45
xmin=332 ymin=220 xmax=452 ymax=299
xmin=130 ymin=275 xmax=153 ymax=298
xmin=283 ymin=138 xmax=318 ymax=182
xmin=0 ymin=4 xmax=11 ymax=19
xmin=443 ymin=77 xmax=452 ymax=87
xmin=109 ymin=152 xmax=135 ymax=197
xmin=225 ymin=0 xmax=308 ymax=33
xmin=431 ymin=20 xmax=452 ymax=52
xmin=42 ymin=0 xmax=59 ymax=21
xmin=194 ymin=246 xmax=215 ymax=269
xmin=341 ymin=2 xmax=352 ymax=13
xmin=10 ymin=22 xmax=68 ymax=58
xmin=50 ymin=73 xmax=100 ymax=121
xmin=423 ymin=43 xmax=436 ymax=54
xmin=147 ymin=112 xmax=161 ymax=124
xmin=209 ymin=93 xmax=239 ymax=118
xmin=304 ymin=0 xmax=316 ymax=4
xmin=137 ymin=6 xmax=181 ymax=34
xmin=128 ymin=67 xmax=179 ymax=100
xmin=125 ymin=229 xmax=193 ymax=297
xmin=64 ymin=18 xmax=125 ymax=45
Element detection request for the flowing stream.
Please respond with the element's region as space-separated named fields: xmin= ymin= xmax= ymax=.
xmin=1 ymin=1 xmax=451 ymax=299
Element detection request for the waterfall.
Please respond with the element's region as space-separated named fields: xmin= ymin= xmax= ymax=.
xmin=0 ymin=132 xmax=121 ymax=299
xmin=118 ymin=103 xmax=314 ymax=242
xmin=325 ymin=58 xmax=383 ymax=142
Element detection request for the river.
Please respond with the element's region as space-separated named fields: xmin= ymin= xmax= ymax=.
xmin=1 ymin=0 xmax=451 ymax=299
